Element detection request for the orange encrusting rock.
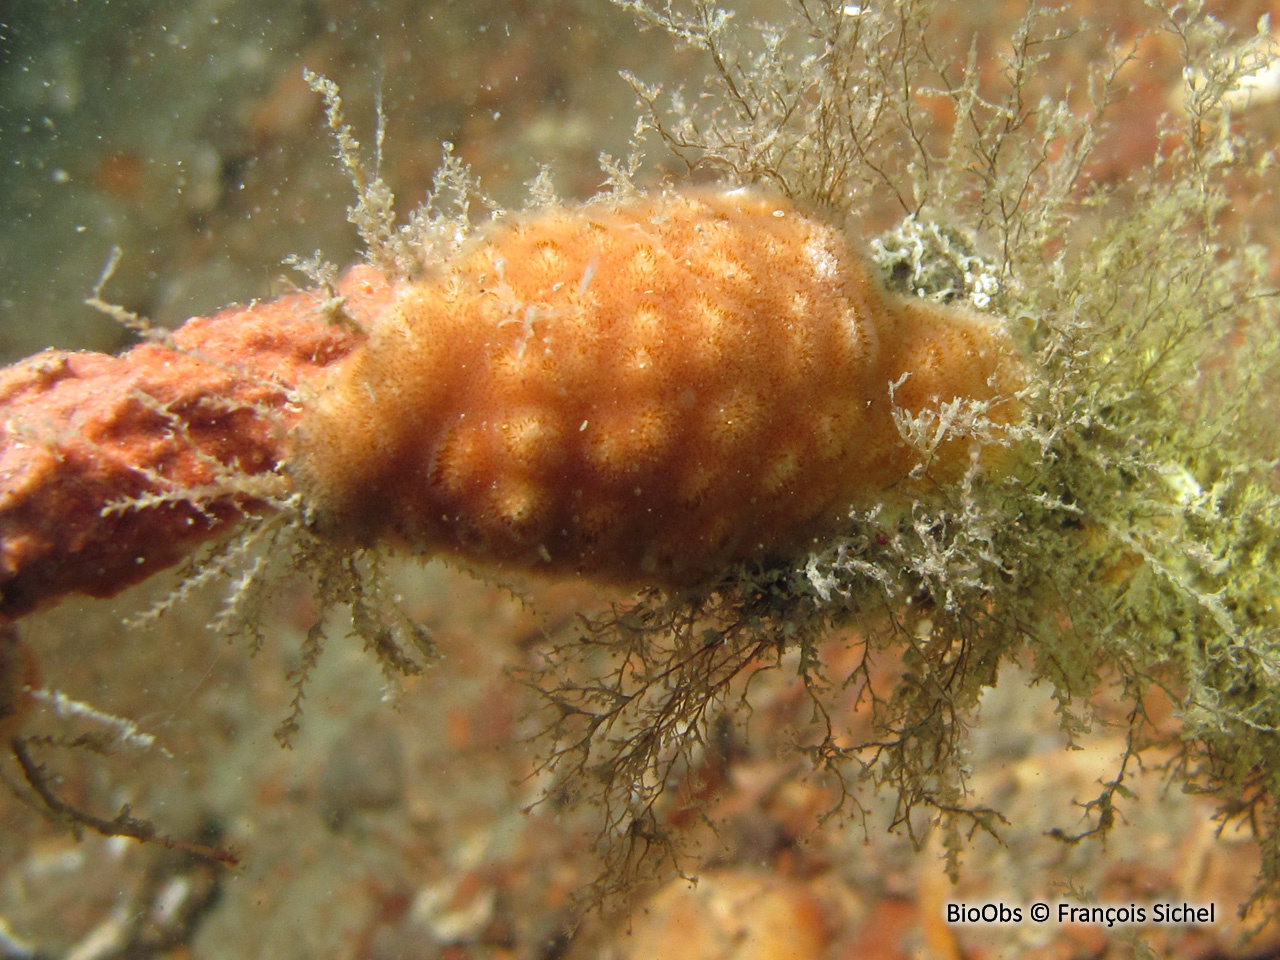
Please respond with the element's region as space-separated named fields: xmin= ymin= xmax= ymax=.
xmin=294 ymin=190 xmax=1023 ymax=584
xmin=0 ymin=266 xmax=386 ymax=618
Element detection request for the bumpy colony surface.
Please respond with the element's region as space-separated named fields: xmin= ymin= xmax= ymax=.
xmin=294 ymin=190 xmax=1022 ymax=584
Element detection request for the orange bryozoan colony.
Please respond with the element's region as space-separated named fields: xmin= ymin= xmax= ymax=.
xmin=294 ymin=190 xmax=1024 ymax=585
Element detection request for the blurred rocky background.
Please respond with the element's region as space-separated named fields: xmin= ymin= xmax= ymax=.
xmin=2 ymin=2 xmax=1279 ymax=958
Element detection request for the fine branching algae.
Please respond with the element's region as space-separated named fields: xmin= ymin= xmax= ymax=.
xmin=501 ymin=0 xmax=1280 ymax=908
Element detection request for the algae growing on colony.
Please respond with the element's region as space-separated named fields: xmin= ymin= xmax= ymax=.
xmin=517 ymin=0 xmax=1280 ymax=907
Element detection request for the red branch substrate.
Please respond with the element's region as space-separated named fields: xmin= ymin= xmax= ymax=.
xmin=0 ymin=266 xmax=393 ymax=620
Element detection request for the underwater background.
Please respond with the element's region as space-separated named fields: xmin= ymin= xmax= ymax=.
xmin=2 ymin=1 xmax=1280 ymax=958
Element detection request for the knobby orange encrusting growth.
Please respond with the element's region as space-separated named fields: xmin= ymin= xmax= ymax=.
xmin=295 ymin=189 xmax=1024 ymax=585
xmin=0 ymin=189 xmax=1022 ymax=618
